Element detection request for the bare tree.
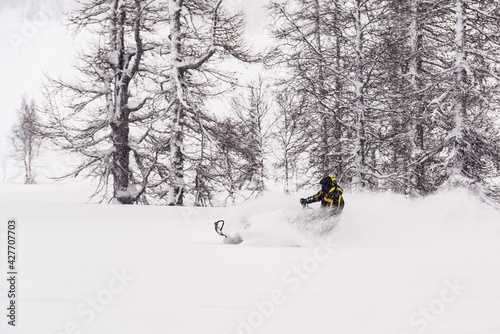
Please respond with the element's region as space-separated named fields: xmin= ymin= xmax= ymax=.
xmin=437 ymin=0 xmax=500 ymax=199
xmin=375 ymin=0 xmax=448 ymax=195
xmin=231 ymin=77 xmax=273 ymax=196
xmin=160 ymin=0 xmax=254 ymax=205
xmin=267 ymin=0 xmax=500 ymax=203
xmin=43 ymin=0 xmax=159 ymax=203
xmin=41 ymin=0 xmax=255 ymax=206
xmin=273 ymin=89 xmax=309 ymax=194
xmin=268 ymin=0 xmax=347 ymax=184
xmin=9 ymin=96 xmax=42 ymax=184
xmin=269 ymin=0 xmax=394 ymax=190
xmin=210 ymin=118 xmax=256 ymax=205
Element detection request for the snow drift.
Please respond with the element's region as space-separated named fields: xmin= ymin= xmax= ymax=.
xmin=217 ymin=188 xmax=500 ymax=249
xmin=0 ymin=184 xmax=499 ymax=334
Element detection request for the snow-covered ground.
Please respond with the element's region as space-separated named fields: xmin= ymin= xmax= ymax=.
xmin=1 ymin=184 xmax=500 ymax=334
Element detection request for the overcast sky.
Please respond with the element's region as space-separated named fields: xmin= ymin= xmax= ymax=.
xmin=0 ymin=0 xmax=270 ymax=176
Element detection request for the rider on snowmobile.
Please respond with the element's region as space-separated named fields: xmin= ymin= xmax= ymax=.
xmin=300 ymin=176 xmax=344 ymax=215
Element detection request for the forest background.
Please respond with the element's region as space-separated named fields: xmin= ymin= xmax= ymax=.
xmin=1 ymin=0 xmax=499 ymax=207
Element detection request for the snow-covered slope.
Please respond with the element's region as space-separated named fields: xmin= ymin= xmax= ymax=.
xmin=1 ymin=184 xmax=499 ymax=334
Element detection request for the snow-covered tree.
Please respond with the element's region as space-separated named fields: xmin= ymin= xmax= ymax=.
xmin=272 ymin=89 xmax=309 ymax=193
xmin=375 ymin=0 xmax=449 ymax=195
xmin=268 ymin=0 xmax=347 ymax=184
xmin=160 ymin=0 xmax=253 ymax=205
xmin=9 ymin=96 xmax=42 ymax=184
xmin=209 ymin=118 xmax=253 ymax=205
xmin=376 ymin=0 xmax=500 ymax=200
xmin=43 ymin=0 xmax=158 ymax=203
xmin=269 ymin=0 xmax=394 ymax=190
xmin=231 ymin=78 xmax=272 ymax=196
xmin=268 ymin=0 xmax=500 ymax=201
xmin=436 ymin=0 xmax=500 ymax=198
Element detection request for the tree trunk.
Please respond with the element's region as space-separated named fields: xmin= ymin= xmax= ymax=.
xmin=314 ymin=0 xmax=331 ymax=177
xmin=111 ymin=111 xmax=132 ymax=203
xmin=284 ymin=155 xmax=290 ymax=194
xmin=168 ymin=104 xmax=185 ymax=206
xmin=168 ymin=0 xmax=186 ymax=206
xmin=451 ymin=0 xmax=467 ymax=181
xmin=352 ymin=0 xmax=367 ymax=189
xmin=409 ymin=0 xmax=426 ymax=193
xmin=110 ymin=0 xmax=133 ymax=204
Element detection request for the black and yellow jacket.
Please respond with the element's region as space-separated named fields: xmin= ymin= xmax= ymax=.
xmin=305 ymin=186 xmax=345 ymax=214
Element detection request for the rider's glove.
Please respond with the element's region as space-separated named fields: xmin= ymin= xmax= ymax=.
xmin=300 ymin=198 xmax=307 ymax=207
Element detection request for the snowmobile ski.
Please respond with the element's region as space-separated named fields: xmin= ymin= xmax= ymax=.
xmin=214 ymin=220 xmax=227 ymax=238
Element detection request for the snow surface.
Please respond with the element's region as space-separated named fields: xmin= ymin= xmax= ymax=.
xmin=1 ymin=184 xmax=500 ymax=334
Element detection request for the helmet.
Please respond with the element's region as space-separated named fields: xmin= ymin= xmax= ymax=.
xmin=319 ymin=176 xmax=337 ymax=192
